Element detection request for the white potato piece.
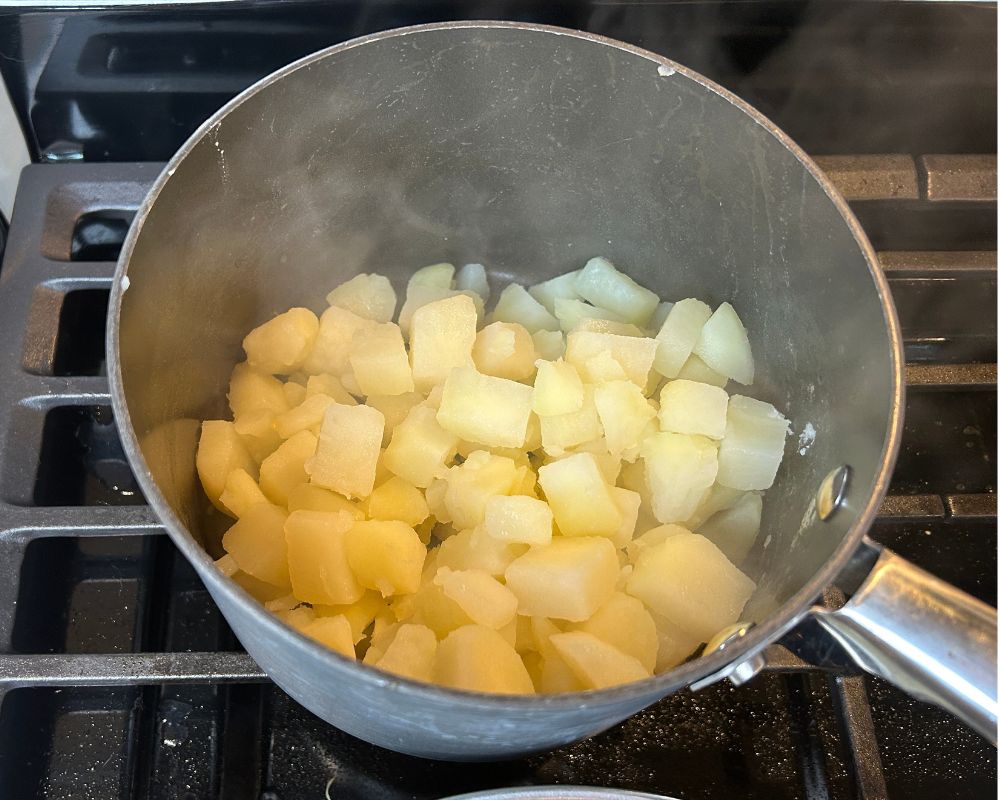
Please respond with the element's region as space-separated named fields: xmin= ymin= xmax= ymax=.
xmin=684 ymin=483 xmax=747 ymax=530
xmin=505 ymin=536 xmax=618 ymax=622
xmin=307 ymin=403 xmax=384 ymax=499
xmin=274 ymin=394 xmax=335 ymax=439
xmin=302 ymin=306 xmax=377 ymax=376
xmin=364 ymin=391 xmax=423 ymax=446
xmin=455 ymin=262 xmax=490 ymax=301
xmin=436 ymin=527 xmax=528 ymax=577
xmin=473 ymin=321 xmax=537 ymax=381
xmin=348 ymin=322 xmax=414 ymax=396
xmin=443 ymin=451 xmax=518 ymax=530
xmin=627 ymin=532 xmax=756 ymax=641
xmin=433 ymin=625 xmax=534 ymax=694
xmin=409 ymin=262 xmax=455 ymax=289
xmin=228 ymin=363 xmax=288 ymax=419
xmin=650 ymin=611 xmax=702 ymax=672
xmin=652 ymin=298 xmax=711 ymax=379
xmin=573 ymin=592 xmax=658 ymax=672
xmin=625 ymin=523 xmax=689 ymax=565
xmin=373 ymin=623 xmax=438 ymax=682
xmin=565 ymin=330 xmax=657 ymax=388
xmin=436 ymin=367 xmax=533 ymax=449
xmin=345 ymin=519 xmax=426 ymax=597
xmin=284 ymin=509 xmax=362 ymax=605
xmin=528 ymin=270 xmax=582 ymax=314
xmin=219 ymin=468 xmax=270 ymax=518
xmin=196 ymin=420 xmax=258 ymax=511
xmin=398 ymin=284 xmax=484 ymax=335
xmin=537 ymin=452 xmax=621 ymax=538
xmin=304 ymin=373 xmax=356 ymax=405
xmin=539 ymin=386 xmax=602 ymax=454
xmin=383 ymin=405 xmax=458 ymax=488
xmin=572 ymin=318 xmax=645 ymax=337
xmin=549 ymin=631 xmax=650 ymax=689
xmin=326 ymin=273 xmax=397 ymax=323
xmin=658 ymin=379 xmax=729 ymax=440
xmin=532 ymin=359 xmax=584 ymax=417
xmin=484 ymin=494 xmax=553 ymax=546
xmin=698 ymin=491 xmax=762 ymax=565
xmin=641 ymin=432 xmax=718 ymax=524
xmin=717 ymin=395 xmax=790 ymax=490
xmin=242 ymin=307 xmax=319 ymax=375
xmin=648 ymin=301 xmax=674 ymax=334
xmin=434 ymin=567 xmax=518 ymax=630
xmin=492 ymin=283 xmax=560 ymax=333
xmin=553 ymin=297 xmax=626 ymax=333
xmin=409 ymin=294 xmax=477 ymax=391
xmin=593 ymin=380 xmax=656 ymax=456
xmin=611 ymin=486 xmax=642 ymax=549
xmin=692 ymin=302 xmax=754 ymax=385
xmin=676 ymin=353 xmax=728 ymax=388
xmin=259 ymin=429 xmax=318 ymax=505
xmin=531 ymin=330 xmax=565 ymax=361
xmin=574 ymin=257 xmax=659 ymax=326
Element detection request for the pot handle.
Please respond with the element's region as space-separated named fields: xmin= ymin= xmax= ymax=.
xmin=812 ymin=543 xmax=997 ymax=743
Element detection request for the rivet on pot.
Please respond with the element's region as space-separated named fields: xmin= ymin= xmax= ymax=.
xmin=817 ymin=465 xmax=851 ymax=521
xmin=706 ymin=621 xmax=754 ymax=654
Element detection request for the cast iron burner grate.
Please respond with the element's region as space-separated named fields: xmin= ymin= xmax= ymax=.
xmin=0 ymin=162 xmax=994 ymax=800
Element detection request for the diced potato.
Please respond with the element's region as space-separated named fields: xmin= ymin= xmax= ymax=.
xmin=650 ymin=610 xmax=703 ymax=672
xmin=455 ymin=262 xmax=490 ymax=302
xmin=302 ymin=306 xmax=377 ymax=376
xmin=196 ymin=420 xmax=258 ymax=511
xmin=305 ymin=373 xmax=357 ymax=405
xmin=300 ymin=614 xmax=355 ymax=658
xmin=345 ymin=520 xmax=426 ymax=597
xmin=648 ymin=301 xmax=674 ymax=334
xmin=383 ymin=405 xmax=458 ymax=488
xmin=348 ymin=322 xmax=414 ymax=396
xmin=492 ymin=283 xmax=560 ymax=333
xmin=284 ymin=509 xmax=363 ymax=605
xmin=511 ymin=464 xmax=538 ymax=497
xmin=436 ymin=528 xmax=527 ymax=577
xmin=532 ymin=330 xmax=565 ymax=361
xmin=373 ymin=623 xmax=438 ymax=681
xmin=540 ymin=651 xmax=586 ymax=693
xmin=567 ymin=438 xmax=621 ymax=484
xmin=683 ymin=483 xmax=746 ymax=530
xmin=549 ymin=631 xmax=650 ymax=689
xmin=571 ymin=592 xmax=658 ymax=672
xmin=274 ymin=394 xmax=336 ymax=439
xmin=537 ymin=453 xmax=621 ymax=539
xmin=698 ymin=491 xmax=762 ymax=565
xmin=641 ymin=432 xmax=718 ymax=524
xmin=259 ymin=429 xmax=318 ymax=506
xmin=676 ymin=354 xmax=728 ymax=388
xmin=652 ymin=298 xmax=712 ymax=379
xmin=611 ymin=487 xmax=642 ymax=549
xmin=228 ymin=363 xmax=288 ymax=418
xmin=692 ymin=302 xmax=754 ymax=385
xmin=532 ymin=359 xmax=584 ymax=417
xmin=574 ymin=257 xmax=659 ymax=326
xmin=539 ymin=386 xmax=602 ymax=454
xmin=231 ymin=569 xmax=288 ymax=603
xmin=593 ymin=380 xmax=656 ymax=456
xmin=505 ymin=536 xmax=618 ymax=621
xmin=232 ymin=409 xmax=282 ymax=464
xmin=285 ymin=483 xmax=364 ymax=519
xmin=410 ymin=262 xmax=455 ymax=289
xmin=277 ymin=604 xmax=314 ymax=627
xmin=716 ymin=395 xmax=789 ymax=490
xmin=243 ymin=307 xmax=319 ymax=374
xmin=364 ymin=392 xmax=423 ymax=446
xmin=627 ymin=532 xmax=756 ymax=641
xmin=219 ymin=468 xmax=269 ymax=518
xmin=554 ymin=297 xmax=626 ymax=333
xmin=484 ymin=494 xmax=553 ymax=546
xmin=398 ymin=285 xmax=484 ymax=335
xmin=625 ymin=523 xmax=689 ymax=564
xmin=340 ymin=371 xmax=364 ymax=397
xmin=326 ymin=273 xmax=397 ymax=323
xmin=436 ymin=367 xmax=533 ymax=449
xmin=222 ymin=503 xmax=290 ymax=588
xmin=367 ymin=475 xmax=430 ymax=527
xmin=528 ymin=270 xmax=581 ymax=314
xmin=565 ymin=330 xmax=657 ymax=387
xmin=409 ymin=295 xmax=478 ymax=391
xmin=473 ymin=321 xmax=537 ymax=381
xmin=314 ymin=591 xmax=386 ymax=643
xmin=572 ymin=318 xmax=645 ymax=337
xmin=658 ymin=379 xmax=729 ymax=440
xmin=433 ymin=625 xmax=535 ymax=694
xmin=434 ymin=567 xmax=518 ymax=629
xmin=443 ymin=451 xmax=518 ymax=530
xmin=307 ymin=403 xmax=384 ymax=499
xmin=282 ymin=381 xmax=306 ymax=408
xmin=410 ymin=581 xmax=475 ymax=637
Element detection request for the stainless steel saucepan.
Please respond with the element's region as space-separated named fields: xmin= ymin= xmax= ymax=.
xmin=107 ymin=22 xmax=997 ymax=760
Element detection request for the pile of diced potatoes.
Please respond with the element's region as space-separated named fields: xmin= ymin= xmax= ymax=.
xmin=198 ymin=257 xmax=789 ymax=694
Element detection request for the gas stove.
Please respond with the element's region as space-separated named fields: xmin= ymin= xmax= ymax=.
xmin=0 ymin=3 xmax=994 ymax=799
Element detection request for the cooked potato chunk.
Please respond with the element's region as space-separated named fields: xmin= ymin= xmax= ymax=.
xmin=692 ymin=302 xmax=755 ymax=385
xmin=641 ymin=432 xmax=718 ymax=524
xmin=274 ymin=394 xmax=335 ymax=439
xmin=532 ymin=359 xmax=584 ymax=417
xmin=492 ymin=283 xmax=560 ymax=333
xmin=348 ymin=322 xmax=414 ymax=396
xmin=472 ymin=321 xmax=537 ymax=381
xmin=658 ymin=379 xmax=729 ymax=440
xmin=196 ymin=420 xmax=258 ymax=511
xmin=326 ymin=273 xmax=397 ymax=323
xmin=593 ymin=380 xmax=656 ymax=456
xmin=222 ymin=502 xmax=290 ymax=588
xmin=300 ymin=614 xmax=355 ymax=658
xmin=676 ymin=353 xmax=728 ymax=388
xmin=539 ymin=386 xmax=602 ymax=454
xmin=528 ymin=270 xmax=581 ymax=314
xmin=383 ymin=405 xmax=459 ymax=488
xmin=549 ymin=631 xmax=650 ymax=689
xmin=531 ymin=330 xmax=565 ymax=361
xmin=433 ymin=625 xmax=535 ymax=694
xmin=243 ymin=307 xmax=319 ymax=374
xmin=373 ymin=623 xmax=438 ymax=682
xmin=434 ymin=567 xmax=518 ymax=630
xmin=302 ymin=306 xmax=376 ymax=376
xmin=565 ymin=330 xmax=657 ymax=387
xmin=436 ymin=367 xmax=533 ymax=449
xmin=367 ymin=476 xmax=430 ymax=527
xmin=698 ymin=491 xmax=762 ymax=565
xmin=572 ymin=592 xmax=658 ymax=672
xmin=307 ymin=403 xmax=384 ymax=499
xmin=409 ymin=294 xmax=478 ymax=391
xmin=537 ymin=453 xmax=622 ymax=539
xmin=228 ymin=363 xmax=288 ymax=418
xmin=652 ymin=298 xmax=711 ymax=379
xmin=219 ymin=468 xmax=270 ymax=518
xmin=574 ymin=257 xmax=659 ymax=326
xmin=484 ymin=494 xmax=553 ymax=546
xmin=443 ymin=451 xmax=518 ymax=530
xmin=345 ymin=519 xmax=426 ymax=597
xmin=553 ymin=297 xmax=626 ymax=333
xmin=456 ymin=262 xmax=490 ymax=301
xmin=284 ymin=509 xmax=362 ymax=604
xmin=717 ymin=395 xmax=789 ymax=490
xmin=436 ymin=528 xmax=528 ymax=577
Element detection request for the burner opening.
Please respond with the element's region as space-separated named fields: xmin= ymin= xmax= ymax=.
xmin=52 ymin=288 xmax=109 ymax=376
xmin=70 ymin=210 xmax=133 ymax=262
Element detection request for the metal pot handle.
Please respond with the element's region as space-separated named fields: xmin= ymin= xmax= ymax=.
xmin=812 ymin=542 xmax=997 ymax=743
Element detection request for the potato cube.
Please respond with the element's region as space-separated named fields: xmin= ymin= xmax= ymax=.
xmin=717 ymin=395 xmax=790 ymax=490
xmin=367 ymin=475 xmax=430 ymax=527
xmin=222 ymin=503 xmax=290 ymax=588
xmin=491 ymin=283 xmax=560 ymax=333
xmin=698 ymin=491 xmax=762 ymax=565
xmin=532 ymin=359 xmax=584 ymax=417
xmin=433 ymin=625 xmax=535 ymax=694
xmin=627 ymin=532 xmax=756 ymax=641
xmin=511 ymin=464 xmax=538 ymax=497
xmin=572 ymin=318 xmax=645 ymax=337
xmin=683 ymin=483 xmax=746 ymax=530
xmin=365 ymin=392 xmax=423 ymax=446
xmin=625 ymin=523 xmax=689 ymax=564
xmin=219 ymin=468 xmax=269 ymax=518
xmin=565 ymin=330 xmax=657 ymax=387
xmin=443 ymin=451 xmax=518 ymax=530
xmin=325 ymin=273 xmax=397 ymax=323
xmin=398 ymin=284 xmax=484 ymax=336
xmin=532 ymin=330 xmax=565 ymax=361
xmin=692 ymin=302 xmax=755 ymax=385
xmin=232 ymin=409 xmax=282 ymax=464
xmin=540 ymin=652 xmax=586 ymax=693
xmin=611 ymin=487 xmax=642 ymax=548
xmin=300 ymin=614 xmax=355 ymax=659
xmin=348 ymin=322 xmax=414 ymax=396
xmin=345 ymin=520 xmax=426 ymax=596
xmin=562 ymin=439 xmax=622 ymax=484
xmin=537 ymin=453 xmax=621 ymax=539
xmin=553 ymin=297 xmax=626 ymax=333
xmin=455 ymin=262 xmax=490 ymax=301
xmin=574 ymin=257 xmax=659 ymax=326
xmin=658 ymin=379 xmax=729 ymax=439
xmin=528 ymin=270 xmax=582 ymax=314
xmin=302 ymin=306 xmax=377 ymax=376
xmin=409 ymin=294 xmax=477 ymax=391
xmin=274 ymin=394 xmax=336 ymax=439
xmin=259 ymin=430 xmax=318 ymax=506
xmin=307 ymin=403 xmax=384 ymax=499
xmin=473 ymin=322 xmax=537 ymax=381
xmin=373 ymin=623 xmax=438 ymax=682
xmin=305 ymin=373 xmax=357 ymax=405
xmin=314 ymin=591 xmax=386 ymax=643
xmin=196 ymin=420 xmax=258 ymax=511
xmin=549 ymin=631 xmax=650 ymax=689
xmin=383 ymin=405 xmax=458 ymax=488
xmin=539 ymin=386 xmax=602 ymax=454
xmin=434 ymin=567 xmax=518 ymax=630
xmin=242 ymin=307 xmax=319 ymax=374
xmin=484 ymin=494 xmax=553 ymax=546
xmin=676 ymin=353 xmax=728 ymax=388
xmin=282 ymin=381 xmax=306 ymax=408
xmin=650 ymin=611 xmax=703 ymax=672
xmin=436 ymin=528 xmax=527 ymax=577
xmin=284 ymin=509 xmax=363 ymax=605
xmin=228 ymin=363 xmax=288 ymax=418
xmin=593 ymin=380 xmax=656 ymax=455
xmin=231 ymin=569 xmax=288 ymax=603
xmin=286 ymin=483 xmax=363 ymax=519
xmin=641 ymin=432 xmax=718 ymax=524
xmin=505 ymin=537 xmax=618 ymax=621
xmin=652 ymin=298 xmax=712 ymax=379
xmin=571 ymin=592 xmax=658 ymax=672
xmin=410 ymin=261 xmax=455 ymax=289
xmin=411 ymin=582 xmax=475 ymax=637
xmin=436 ymin=367 xmax=533 ymax=449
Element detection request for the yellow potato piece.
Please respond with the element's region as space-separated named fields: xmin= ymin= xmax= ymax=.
xmin=549 ymin=631 xmax=650 ymax=689
xmin=304 ymin=373 xmax=357 ymax=405
xmin=436 ymin=528 xmax=528 ymax=578
xmin=218 ymin=468 xmax=269 ymax=519
xmin=436 ymin=367 xmax=533 ymax=449
xmin=365 ymin=392 xmax=424 ymax=446
xmin=196 ymin=420 xmax=258 ymax=511
xmin=274 ymin=394 xmax=336 ymax=439
xmin=473 ymin=321 xmax=537 ymax=381
xmin=345 ymin=520 xmax=426 ymax=597
xmin=367 ymin=476 xmax=430 ymax=527
xmin=314 ymin=591 xmax=387 ymax=643
xmin=286 ymin=483 xmax=364 ymax=518
xmin=565 ymin=330 xmax=657 ymax=387
xmin=243 ymin=307 xmax=319 ymax=374
xmin=300 ymin=614 xmax=355 ymax=659
xmin=228 ymin=363 xmax=288 ymax=418
xmin=433 ymin=625 xmax=535 ymax=694
xmin=302 ymin=305 xmax=376 ymax=376
xmin=349 ymin=322 xmax=415 ymax=396
xmin=483 ymin=494 xmax=553 ymax=546
xmin=373 ymin=623 xmax=438 ymax=682
xmin=285 ymin=509 xmax=363 ymax=605
xmin=221 ymin=503 xmax=290 ymax=588
xmin=434 ymin=567 xmax=518 ymax=630
xmin=382 ymin=405 xmax=458 ymax=488
xmin=259 ymin=430 xmax=318 ymax=506
xmin=307 ymin=403 xmax=384 ymax=499
xmin=571 ymin=592 xmax=658 ymax=672
xmin=443 ymin=451 xmax=518 ymax=530
xmin=409 ymin=294 xmax=478 ymax=391
xmin=537 ymin=452 xmax=621 ymax=539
